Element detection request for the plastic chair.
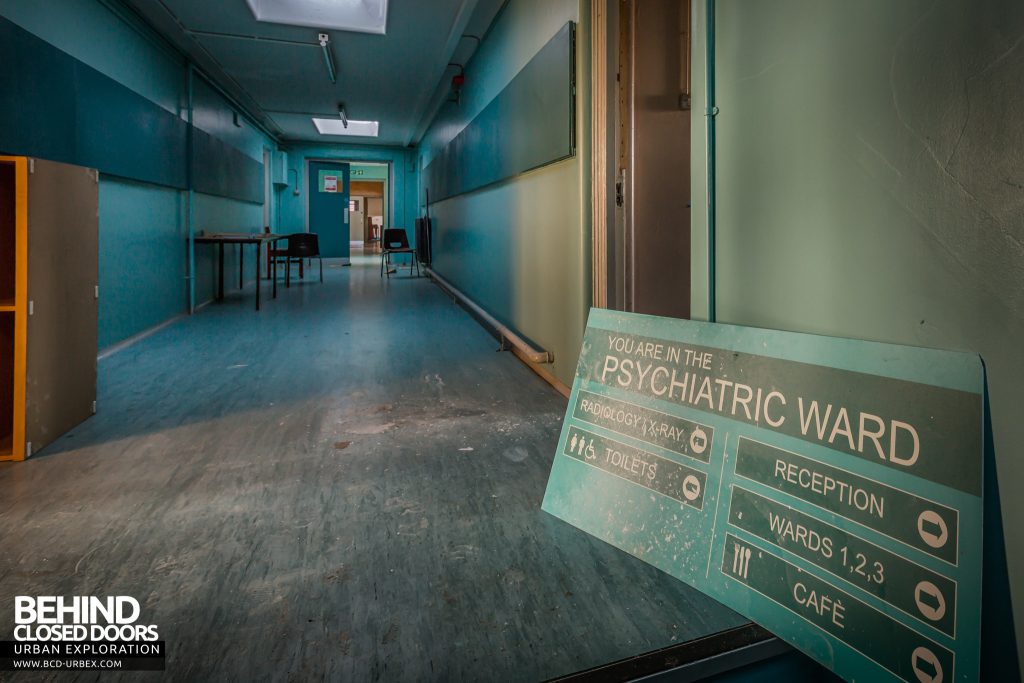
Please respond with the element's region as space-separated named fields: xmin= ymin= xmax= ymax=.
xmin=278 ymin=233 xmax=323 ymax=287
xmin=380 ymin=228 xmax=419 ymax=278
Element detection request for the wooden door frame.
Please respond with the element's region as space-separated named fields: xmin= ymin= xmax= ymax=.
xmin=591 ymin=0 xmax=615 ymax=310
xmin=591 ymin=0 xmax=633 ymax=312
xmin=595 ymin=0 xmax=693 ymax=313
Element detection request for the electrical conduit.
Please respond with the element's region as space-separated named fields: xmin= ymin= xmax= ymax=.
xmin=704 ymin=0 xmax=717 ymax=322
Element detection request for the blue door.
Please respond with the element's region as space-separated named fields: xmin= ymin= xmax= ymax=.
xmin=308 ymin=161 xmax=351 ymax=259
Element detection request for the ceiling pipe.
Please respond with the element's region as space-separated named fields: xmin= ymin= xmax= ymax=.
xmin=186 ymin=26 xmax=336 ymax=88
xmin=264 ymin=108 xmax=338 ymax=117
xmin=145 ymin=0 xmax=282 ymax=139
xmin=187 ymin=29 xmax=315 ymax=47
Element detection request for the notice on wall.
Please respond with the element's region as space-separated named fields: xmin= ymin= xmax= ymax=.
xmin=542 ymin=309 xmax=983 ymax=683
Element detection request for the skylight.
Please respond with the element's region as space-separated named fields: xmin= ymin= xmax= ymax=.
xmin=313 ymin=118 xmax=380 ymax=137
xmin=245 ymin=0 xmax=388 ymax=35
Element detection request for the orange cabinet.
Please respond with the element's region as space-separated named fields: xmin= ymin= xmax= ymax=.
xmin=0 ymin=156 xmax=98 ymax=461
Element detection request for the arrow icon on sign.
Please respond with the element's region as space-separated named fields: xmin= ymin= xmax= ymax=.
xmin=912 ymin=646 xmax=943 ymax=683
xmin=914 ymin=581 xmax=947 ymax=622
xmin=682 ymin=475 xmax=702 ymax=502
xmin=917 ymin=510 xmax=949 ymax=550
xmin=689 ymin=428 xmax=708 ymax=455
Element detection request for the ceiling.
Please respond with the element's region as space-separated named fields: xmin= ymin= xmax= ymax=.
xmin=123 ymin=0 xmax=505 ymax=146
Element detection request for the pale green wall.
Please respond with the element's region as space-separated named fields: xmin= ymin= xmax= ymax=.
xmin=691 ymin=0 xmax=1024 ymax=664
xmin=420 ymin=0 xmax=590 ymax=387
xmin=350 ymin=164 xmax=389 ymax=180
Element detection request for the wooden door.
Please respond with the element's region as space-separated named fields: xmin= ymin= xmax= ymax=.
xmin=25 ymin=158 xmax=98 ymax=456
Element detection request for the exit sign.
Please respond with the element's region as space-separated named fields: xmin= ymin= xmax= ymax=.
xmin=542 ymin=309 xmax=983 ymax=683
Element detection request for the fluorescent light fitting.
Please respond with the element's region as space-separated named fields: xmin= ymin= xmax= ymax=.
xmin=319 ymin=33 xmax=336 ymax=84
xmin=313 ymin=118 xmax=379 ymax=137
xmin=245 ymin=0 xmax=388 ymax=35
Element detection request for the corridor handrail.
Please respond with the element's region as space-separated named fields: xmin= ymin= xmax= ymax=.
xmin=426 ymin=268 xmax=555 ymax=365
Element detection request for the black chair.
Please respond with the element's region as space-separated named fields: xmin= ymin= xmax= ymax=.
xmin=276 ymin=232 xmax=323 ymax=287
xmin=380 ymin=228 xmax=419 ymax=278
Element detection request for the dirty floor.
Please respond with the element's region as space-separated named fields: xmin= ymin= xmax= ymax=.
xmin=0 ymin=253 xmax=746 ymax=681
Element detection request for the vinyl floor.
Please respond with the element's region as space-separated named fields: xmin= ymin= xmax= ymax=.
xmin=0 ymin=253 xmax=746 ymax=681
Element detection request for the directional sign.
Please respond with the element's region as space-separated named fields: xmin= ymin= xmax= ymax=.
xmin=542 ymin=310 xmax=983 ymax=683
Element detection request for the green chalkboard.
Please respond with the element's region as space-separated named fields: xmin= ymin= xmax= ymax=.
xmin=423 ymin=22 xmax=575 ymax=202
xmin=542 ymin=309 xmax=984 ymax=683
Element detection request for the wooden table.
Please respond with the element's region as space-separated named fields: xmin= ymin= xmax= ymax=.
xmin=194 ymin=233 xmax=286 ymax=311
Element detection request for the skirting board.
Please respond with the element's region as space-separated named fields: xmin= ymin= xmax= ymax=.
xmin=97 ymin=314 xmax=185 ymax=361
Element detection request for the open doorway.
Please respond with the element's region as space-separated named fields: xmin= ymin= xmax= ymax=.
xmin=350 ymin=178 xmax=386 ymax=254
xmin=310 ymin=161 xmax=388 ymax=260
xmin=304 ymin=160 xmax=391 ymax=264
xmin=594 ymin=0 xmax=692 ymax=318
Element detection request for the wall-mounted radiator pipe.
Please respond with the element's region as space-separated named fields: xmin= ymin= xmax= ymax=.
xmin=704 ymin=0 xmax=718 ymax=323
xmin=426 ymin=268 xmax=554 ymax=364
xmin=186 ymin=63 xmax=196 ymax=314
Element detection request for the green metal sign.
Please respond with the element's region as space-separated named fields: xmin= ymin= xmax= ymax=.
xmin=542 ymin=309 xmax=983 ymax=683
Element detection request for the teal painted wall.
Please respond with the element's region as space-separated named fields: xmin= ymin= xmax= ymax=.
xmin=0 ymin=0 xmax=182 ymax=113
xmin=690 ymin=0 xmax=1024 ymax=669
xmin=192 ymin=193 xmax=267 ymax=306
xmin=96 ymin=180 xmax=268 ymax=347
xmin=0 ymin=0 xmax=275 ymax=348
xmin=98 ymin=179 xmax=185 ymax=348
xmin=277 ymin=144 xmax=417 ymax=239
xmin=192 ymin=78 xmax=266 ymax=161
xmin=189 ymin=78 xmax=274 ymax=305
xmin=419 ymin=0 xmax=590 ymax=387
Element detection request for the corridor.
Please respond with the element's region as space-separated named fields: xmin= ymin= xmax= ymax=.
xmin=2 ymin=0 xmax=1021 ymax=679
xmin=0 ymin=256 xmax=745 ymax=680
